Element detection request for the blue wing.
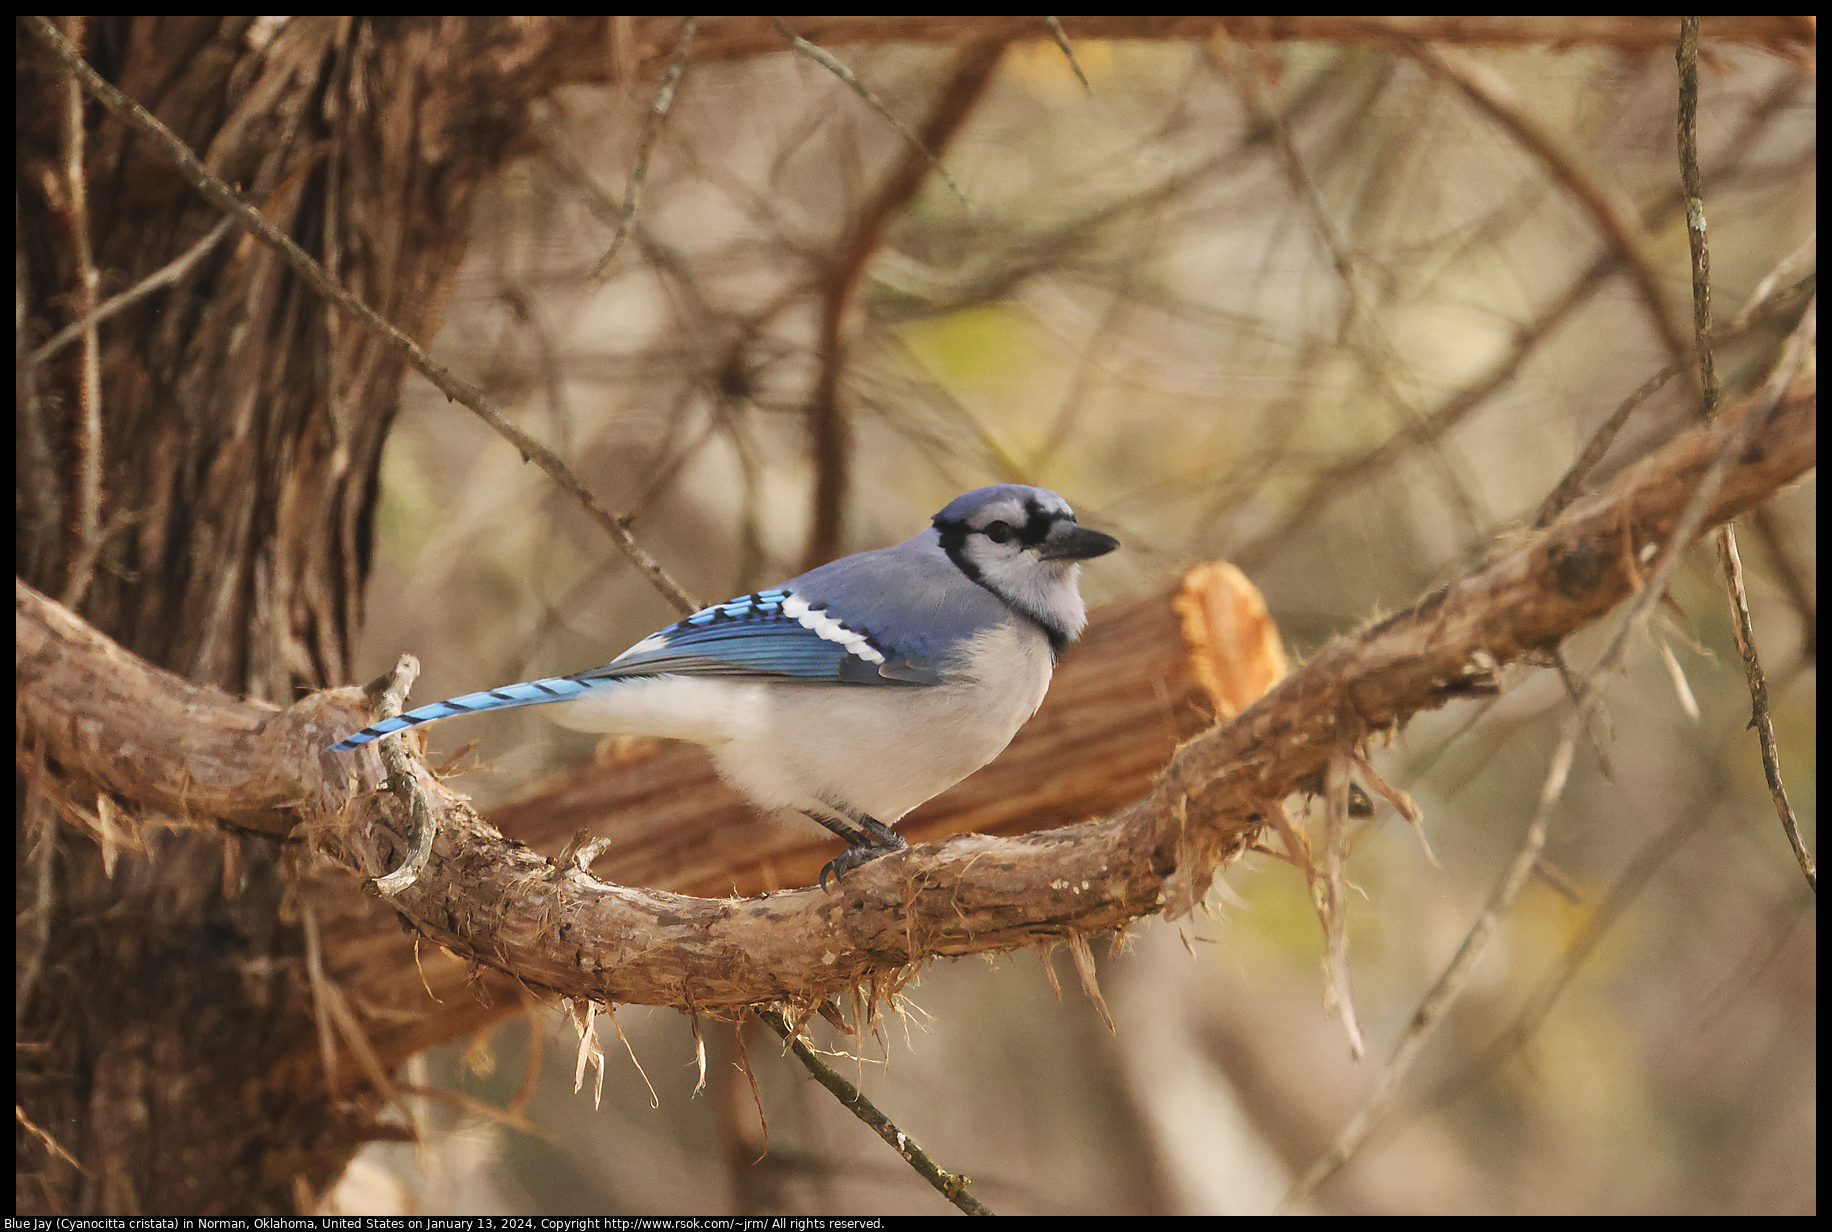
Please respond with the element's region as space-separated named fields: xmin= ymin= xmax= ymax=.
xmin=578 ymin=588 xmax=940 ymax=684
xmin=328 ymin=587 xmax=942 ymax=751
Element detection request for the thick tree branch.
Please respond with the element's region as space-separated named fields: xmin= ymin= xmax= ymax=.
xmin=17 ymin=364 xmax=1812 ymax=1020
xmin=15 ymin=579 xmax=351 ymax=832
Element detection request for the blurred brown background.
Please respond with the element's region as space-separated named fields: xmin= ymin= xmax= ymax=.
xmin=336 ymin=31 xmax=1814 ymax=1216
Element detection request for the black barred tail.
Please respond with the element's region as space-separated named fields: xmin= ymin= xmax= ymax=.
xmin=328 ymin=675 xmax=595 ymax=751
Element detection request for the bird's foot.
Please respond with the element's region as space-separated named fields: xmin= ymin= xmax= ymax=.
xmin=818 ymin=830 xmax=908 ymax=891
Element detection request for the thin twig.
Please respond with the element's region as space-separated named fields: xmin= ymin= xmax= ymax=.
xmin=55 ymin=15 xmax=103 ymax=611
xmin=1748 ymin=505 xmax=1815 ymax=660
xmin=15 ymin=755 xmax=59 ymax=1031
xmin=1321 ymin=747 xmax=1365 ymax=1059
xmin=301 ymin=900 xmax=344 ymax=1097
xmin=1726 ymin=233 xmax=1816 ymax=334
xmin=1420 ymin=781 xmax=1717 ymax=1123
xmin=1718 ymin=528 xmax=1814 ymax=890
xmin=1691 ymin=895 xmax=1815 ymax=1037
xmin=589 ymin=16 xmax=698 ymax=282
xmin=1231 ymin=68 xmax=1804 ymax=570
xmin=16 ymin=1105 xmax=85 ymax=1173
xmin=1533 ymin=366 xmax=1680 ymax=528
xmin=754 ymin=1007 xmax=993 ymax=1216
xmin=1234 ymin=261 xmax=1608 ymax=571
xmin=1229 ymin=45 xmax=1359 ymax=340
xmin=28 ymin=215 xmax=235 ymax=366
xmin=305 ymin=901 xmax=404 ymax=1106
xmin=1678 ymin=18 xmax=1811 ymax=894
xmin=1283 ymin=297 xmax=1816 ymax=1209
xmin=770 ymin=17 xmax=974 ymax=211
xmin=1225 ymin=44 xmax=1488 ymax=540
xmin=1550 ymin=647 xmax=1615 ymax=780
xmin=1534 ymin=269 xmax=1814 ymax=529
xmin=395 ymin=1081 xmax=541 ymax=1137
xmin=21 ymin=15 xmax=700 ymax=618
xmin=1284 ymin=712 xmax=1580 ymax=1213
xmin=1042 ymin=17 xmax=1092 ymax=92
xmin=1025 ymin=246 xmax=1139 ymax=474
xmin=1676 ymin=18 xmax=1719 ymax=419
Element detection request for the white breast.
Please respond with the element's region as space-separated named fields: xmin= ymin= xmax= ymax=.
xmin=551 ymin=618 xmax=1056 ymax=826
xmin=727 ymin=617 xmax=1054 ymax=822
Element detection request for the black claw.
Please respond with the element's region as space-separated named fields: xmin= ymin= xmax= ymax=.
xmin=819 ymin=842 xmax=889 ymax=891
xmin=820 ymin=832 xmax=912 ymax=891
xmin=804 ymin=808 xmax=908 ymax=890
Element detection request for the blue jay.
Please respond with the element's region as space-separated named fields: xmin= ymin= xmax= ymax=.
xmin=332 ymin=484 xmax=1119 ymax=886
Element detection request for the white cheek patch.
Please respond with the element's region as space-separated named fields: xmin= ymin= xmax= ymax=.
xmin=781 ymin=593 xmax=886 ymax=664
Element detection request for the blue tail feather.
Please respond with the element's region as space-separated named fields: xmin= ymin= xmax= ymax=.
xmin=329 ymin=675 xmax=594 ymax=751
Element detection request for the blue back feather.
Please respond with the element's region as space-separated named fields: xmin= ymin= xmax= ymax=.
xmin=327 ymin=533 xmax=994 ymax=751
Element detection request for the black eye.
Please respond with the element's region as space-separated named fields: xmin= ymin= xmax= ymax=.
xmin=982 ymin=520 xmax=1014 ymax=544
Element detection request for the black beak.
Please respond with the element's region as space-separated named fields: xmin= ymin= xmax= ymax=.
xmin=1038 ymin=523 xmax=1120 ymax=561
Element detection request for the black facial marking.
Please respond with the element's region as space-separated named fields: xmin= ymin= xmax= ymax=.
xmin=1016 ymin=497 xmax=1056 ymax=547
xmin=933 ymin=499 xmax=1077 ymax=657
xmin=932 ymin=498 xmax=1065 ymax=556
xmin=933 ymin=516 xmax=976 ymax=576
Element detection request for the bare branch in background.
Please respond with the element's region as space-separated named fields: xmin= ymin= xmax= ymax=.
xmin=800 ymin=36 xmax=1008 ymax=568
xmin=1675 ymin=17 xmax=1720 ymax=419
xmin=770 ymin=18 xmax=976 ymax=210
xmin=756 ymin=1008 xmax=994 ymax=1215
xmin=52 ymin=15 xmax=103 ymax=610
xmin=589 ymin=16 xmax=699 ymax=281
xmin=1677 ymin=18 xmax=1812 ymax=893
xmin=1415 ymin=45 xmax=1694 ymax=381
xmin=1228 ymin=68 xmax=1805 ymax=572
xmin=636 ymin=16 xmax=1815 ymax=62
xmin=1042 ymin=17 xmax=1093 ymax=93
xmin=1717 ymin=525 xmax=1814 ymax=890
xmin=1286 ymin=298 xmax=1816 ymax=1207
xmin=21 ymin=15 xmax=702 ymax=619
xmin=28 ymin=216 xmax=235 ymax=365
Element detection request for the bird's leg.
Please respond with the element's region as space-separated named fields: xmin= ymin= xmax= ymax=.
xmin=799 ymin=808 xmax=876 ymax=890
xmin=804 ymin=807 xmax=907 ymax=890
xmin=799 ymin=808 xmax=872 ymax=848
xmin=851 ymin=812 xmax=908 ymax=852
